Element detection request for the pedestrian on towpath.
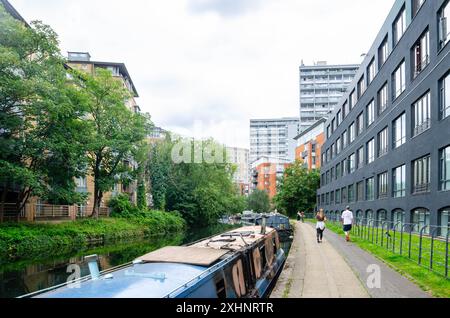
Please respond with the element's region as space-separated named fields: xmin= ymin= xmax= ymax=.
xmin=341 ymin=206 xmax=354 ymax=242
xmin=316 ymin=209 xmax=326 ymax=243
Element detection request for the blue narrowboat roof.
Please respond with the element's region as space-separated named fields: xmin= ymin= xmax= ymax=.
xmin=35 ymin=263 xmax=206 ymax=298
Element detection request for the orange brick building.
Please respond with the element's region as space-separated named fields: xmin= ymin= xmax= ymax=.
xmin=251 ymin=157 xmax=291 ymax=199
xmin=294 ymin=118 xmax=326 ymax=170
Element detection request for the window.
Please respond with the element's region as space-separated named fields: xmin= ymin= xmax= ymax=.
xmin=331 ymin=143 xmax=336 ymax=159
xmin=348 ymin=185 xmax=354 ymax=202
xmin=336 ymin=163 xmax=342 ymax=179
xmin=337 ymin=110 xmax=342 ymax=126
xmin=349 ymin=122 xmax=356 ymax=143
xmin=379 ymin=36 xmax=389 ymax=68
xmin=336 ymin=189 xmax=341 ymax=204
xmin=341 ymin=186 xmax=347 ymax=203
xmin=378 ymin=83 xmax=388 ymax=114
xmin=440 ymin=146 xmax=450 ymax=191
xmin=358 ymin=76 xmax=366 ymax=98
xmin=357 ymin=146 xmax=364 ymax=169
xmin=392 ymin=209 xmax=405 ymax=224
xmin=349 ymin=153 xmax=356 ymax=173
xmin=439 ymin=72 xmax=450 ymax=120
xmin=343 ymin=101 xmax=349 ymax=118
xmin=413 ymin=0 xmax=425 ymax=17
xmin=412 ymin=91 xmax=431 ymax=136
xmin=342 ymin=130 xmax=348 ymax=149
xmin=356 ymin=112 xmax=364 ymax=136
xmin=342 ymin=159 xmax=348 ymax=176
xmin=413 ymin=155 xmax=431 ymax=194
xmin=438 ymin=1 xmax=450 ymax=49
xmin=393 ymin=7 xmax=406 ymax=46
xmin=366 ymin=100 xmax=375 ymax=126
xmin=439 ymin=209 xmax=450 ymax=237
xmin=378 ymin=172 xmax=389 ymax=199
xmin=367 ymin=139 xmax=375 ymax=164
xmin=366 ymin=178 xmax=375 ymax=201
xmin=393 ymin=165 xmax=406 ymax=198
xmin=330 ymin=191 xmax=335 ymax=204
xmin=331 ymin=167 xmax=335 ymax=181
xmin=75 ymin=176 xmax=87 ymax=188
xmin=411 ymin=209 xmax=430 ymax=234
xmin=412 ymin=29 xmax=430 ymax=78
xmin=326 ymin=193 xmax=330 ymax=205
xmin=378 ymin=127 xmax=389 ymax=157
xmin=357 ymin=181 xmax=365 ymax=202
xmin=367 ymin=58 xmax=376 ymax=85
xmin=331 ymin=118 xmax=336 ymax=133
xmin=327 ymin=125 xmax=331 ymax=138
xmin=336 ymin=138 xmax=341 ymax=155
xmin=393 ymin=61 xmax=406 ymax=99
xmin=393 ymin=113 xmax=406 ymax=148
xmin=350 ymin=90 xmax=357 ymax=109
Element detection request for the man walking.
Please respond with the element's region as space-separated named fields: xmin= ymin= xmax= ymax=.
xmin=341 ymin=206 xmax=354 ymax=242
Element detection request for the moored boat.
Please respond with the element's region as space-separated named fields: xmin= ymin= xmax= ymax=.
xmin=20 ymin=225 xmax=286 ymax=298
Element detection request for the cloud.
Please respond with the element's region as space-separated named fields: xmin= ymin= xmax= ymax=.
xmin=188 ymin=0 xmax=265 ymax=17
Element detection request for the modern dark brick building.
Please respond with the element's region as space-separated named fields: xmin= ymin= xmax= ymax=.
xmin=317 ymin=0 xmax=450 ymax=236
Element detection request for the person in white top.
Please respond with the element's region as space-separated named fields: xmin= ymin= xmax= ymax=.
xmin=341 ymin=206 xmax=354 ymax=242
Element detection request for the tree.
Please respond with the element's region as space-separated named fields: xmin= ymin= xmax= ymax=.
xmin=247 ymin=189 xmax=270 ymax=213
xmin=73 ymin=69 xmax=150 ymax=217
xmin=0 ymin=6 xmax=89 ymax=219
xmin=273 ymin=161 xmax=320 ymax=217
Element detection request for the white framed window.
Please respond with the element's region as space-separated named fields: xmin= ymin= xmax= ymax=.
xmin=413 ymin=29 xmax=430 ymax=78
xmin=378 ymin=127 xmax=389 ymax=157
xmin=367 ymin=138 xmax=375 ymax=164
xmin=393 ymin=6 xmax=406 ymax=46
xmin=440 ymin=146 xmax=450 ymax=191
xmin=393 ymin=61 xmax=406 ymax=100
xmin=412 ymin=91 xmax=431 ymax=137
xmin=357 ymin=146 xmax=364 ymax=169
xmin=357 ymin=112 xmax=364 ymax=136
xmin=439 ymin=0 xmax=450 ymax=49
xmin=393 ymin=165 xmax=406 ymax=198
xmin=366 ymin=178 xmax=375 ymax=201
xmin=379 ymin=36 xmax=389 ymax=68
xmin=378 ymin=172 xmax=389 ymax=199
xmin=378 ymin=83 xmax=388 ymax=114
xmin=367 ymin=58 xmax=376 ymax=85
xmin=412 ymin=155 xmax=431 ymax=194
xmin=366 ymin=100 xmax=375 ymax=126
xmin=393 ymin=113 xmax=406 ymax=148
xmin=349 ymin=122 xmax=356 ymax=143
xmin=439 ymin=72 xmax=450 ymax=120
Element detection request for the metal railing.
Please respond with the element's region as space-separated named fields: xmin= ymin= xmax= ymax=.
xmin=324 ymin=216 xmax=449 ymax=279
xmin=35 ymin=204 xmax=70 ymax=219
xmin=0 ymin=203 xmax=26 ymax=221
xmin=76 ymin=206 xmax=110 ymax=218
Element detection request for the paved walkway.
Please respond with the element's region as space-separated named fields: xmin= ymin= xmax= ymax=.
xmin=271 ymin=221 xmax=368 ymax=298
xmin=271 ymin=222 xmax=431 ymax=298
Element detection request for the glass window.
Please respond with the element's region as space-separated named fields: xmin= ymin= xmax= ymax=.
xmin=366 ymin=178 xmax=375 ymax=201
xmin=412 ymin=29 xmax=430 ymax=78
xmin=393 ymin=7 xmax=406 ymax=46
xmin=440 ymin=146 xmax=450 ymax=191
xmin=342 ymin=130 xmax=348 ymax=149
xmin=378 ymin=82 xmax=388 ymax=114
xmin=356 ymin=112 xmax=364 ymax=136
xmin=366 ymin=100 xmax=375 ymax=126
xmin=357 ymin=146 xmax=364 ymax=169
xmin=393 ymin=61 xmax=406 ymax=100
xmin=413 ymin=155 xmax=431 ymax=194
xmin=439 ymin=0 xmax=450 ymax=49
xmin=342 ymin=187 xmax=348 ymax=203
xmin=75 ymin=176 xmax=87 ymax=188
xmin=392 ymin=209 xmax=405 ymax=224
xmin=349 ymin=122 xmax=356 ymax=143
xmin=439 ymin=72 xmax=450 ymax=120
xmin=331 ymin=118 xmax=336 ymax=133
xmin=336 ymin=163 xmax=341 ymax=179
xmin=349 ymin=153 xmax=356 ymax=173
xmin=413 ymin=0 xmax=425 ymax=17
xmin=336 ymin=189 xmax=341 ymax=204
xmin=378 ymin=172 xmax=389 ymax=199
xmin=367 ymin=58 xmax=376 ymax=85
xmin=358 ymin=76 xmax=366 ymax=98
xmin=327 ymin=125 xmax=331 ymax=138
xmin=378 ymin=127 xmax=389 ymax=157
xmin=412 ymin=91 xmax=431 ymax=137
xmin=379 ymin=36 xmax=389 ymax=68
xmin=350 ymin=90 xmax=357 ymax=109
xmin=348 ymin=185 xmax=354 ymax=203
xmin=357 ymin=181 xmax=365 ymax=202
xmin=393 ymin=113 xmax=406 ymax=148
xmin=439 ymin=209 xmax=450 ymax=237
xmin=393 ymin=165 xmax=406 ymax=198
xmin=367 ymin=139 xmax=375 ymax=164
xmin=342 ymin=159 xmax=348 ymax=176
xmin=336 ymin=137 xmax=341 ymax=155
xmin=343 ymin=101 xmax=349 ymax=118
xmin=411 ymin=208 xmax=430 ymax=234
xmin=337 ymin=110 xmax=342 ymax=126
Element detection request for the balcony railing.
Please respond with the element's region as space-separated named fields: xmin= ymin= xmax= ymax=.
xmin=413 ymin=183 xmax=431 ymax=194
xmin=413 ymin=55 xmax=430 ymax=78
xmin=35 ymin=204 xmax=70 ymax=219
xmin=413 ymin=119 xmax=431 ymax=137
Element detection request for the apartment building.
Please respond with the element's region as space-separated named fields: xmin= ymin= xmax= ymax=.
xmin=251 ymin=157 xmax=291 ymax=199
xmin=226 ymin=147 xmax=250 ymax=196
xmin=300 ymin=62 xmax=359 ymax=131
xmin=317 ymin=0 xmax=450 ymax=235
xmin=294 ymin=118 xmax=326 ymax=170
xmin=249 ymin=118 xmax=300 ymax=165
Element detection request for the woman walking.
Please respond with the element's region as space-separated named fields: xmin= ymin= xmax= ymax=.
xmin=316 ymin=209 xmax=327 ymax=243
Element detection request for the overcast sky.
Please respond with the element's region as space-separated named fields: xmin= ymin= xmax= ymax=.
xmin=10 ymin=0 xmax=394 ymax=149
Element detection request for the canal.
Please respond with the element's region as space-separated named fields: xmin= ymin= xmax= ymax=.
xmin=0 ymin=224 xmax=292 ymax=298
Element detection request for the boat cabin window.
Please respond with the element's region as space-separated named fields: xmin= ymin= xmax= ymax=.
xmin=260 ymin=245 xmax=267 ymax=269
xmin=215 ymin=277 xmax=227 ymax=298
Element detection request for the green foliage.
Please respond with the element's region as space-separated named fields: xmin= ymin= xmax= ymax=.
xmin=148 ymin=137 xmax=246 ymax=227
xmin=0 ymin=5 xmax=89 ymax=207
xmin=274 ymin=161 xmax=320 ymax=217
xmin=247 ymin=189 xmax=270 ymax=213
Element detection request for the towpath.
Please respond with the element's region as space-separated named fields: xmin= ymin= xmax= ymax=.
xmin=271 ymin=221 xmax=431 ymax=298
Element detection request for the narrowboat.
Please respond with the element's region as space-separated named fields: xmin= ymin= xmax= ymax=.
xmin=255 ymin=213 xmax=293 ymax=240
xmin=20 ymin=225 xmax=286 ymax=298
